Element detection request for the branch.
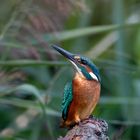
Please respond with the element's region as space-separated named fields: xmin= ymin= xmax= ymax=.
xmin=58 ymin=116 xmax=109 ymax=140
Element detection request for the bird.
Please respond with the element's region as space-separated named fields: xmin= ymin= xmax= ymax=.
xmin=52 ymin=45 xmax=101 ymax=128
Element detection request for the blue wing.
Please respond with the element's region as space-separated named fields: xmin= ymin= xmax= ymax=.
xmin=61 ymin=82 xmax=73 ymax=120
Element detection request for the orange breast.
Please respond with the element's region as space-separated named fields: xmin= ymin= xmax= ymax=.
xmin=62 ymin=73 xmax=100 ymax=127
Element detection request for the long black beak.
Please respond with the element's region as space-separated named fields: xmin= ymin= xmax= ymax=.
xmin=51 ymin=45 xmax=76 ymax=63
xmin=51 ymin=45 xmax=84 ymax=76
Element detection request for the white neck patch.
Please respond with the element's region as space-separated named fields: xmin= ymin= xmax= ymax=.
xmin=89 ymin=72 xmax=98 ymax=81
xmin=70 ymin=60 xmax=99 ymax=81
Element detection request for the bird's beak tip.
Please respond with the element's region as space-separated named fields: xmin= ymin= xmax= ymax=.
xmin=51 ymin=44 xmax=75 ymax=61
xmin=51 ymin=44 xmax=59 ymax=51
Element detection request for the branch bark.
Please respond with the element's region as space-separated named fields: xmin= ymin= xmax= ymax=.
xmin=58 ymin=116 xmax=109 ymax=140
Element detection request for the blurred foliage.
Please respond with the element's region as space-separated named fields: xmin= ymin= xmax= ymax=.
xmin=0 ymin=0 xmax=140 ymax=140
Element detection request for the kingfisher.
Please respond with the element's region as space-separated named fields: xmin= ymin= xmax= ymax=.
xmin=52 ymin=45 xmax=101 ymax=128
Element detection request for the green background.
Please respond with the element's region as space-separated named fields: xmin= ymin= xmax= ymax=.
xmin=0 ymin=0 xmax=140 ymax=139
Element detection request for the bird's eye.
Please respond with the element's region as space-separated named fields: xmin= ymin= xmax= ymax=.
xmin=81 ymin=59 xmax=87 ymax=65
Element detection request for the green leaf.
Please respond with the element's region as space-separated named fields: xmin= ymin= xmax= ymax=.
xmin=14 ymin=84 xmax=47 ymax=117
xmin=0 ymin=60 xmax=67 ymax=67
xmin=30 ymin=23 xmax=140 ymax=44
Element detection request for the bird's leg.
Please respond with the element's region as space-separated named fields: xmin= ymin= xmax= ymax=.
xmin=68 ymin=121 xmax=78 ymax=129
xmin=65 ymin=114 xmax=81 ymax=129
xmin=68 ymin=113 xmax=81 ymax=128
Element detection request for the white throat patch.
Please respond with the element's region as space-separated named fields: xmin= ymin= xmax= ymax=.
xmin=70 ymin=60 xmax=84 ymax=77
xmin=89 ymin=72 xmax=98 ymax=81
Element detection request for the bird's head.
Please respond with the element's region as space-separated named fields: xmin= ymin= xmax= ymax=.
xmin=52 ymin=45 xmax=101 ymax=82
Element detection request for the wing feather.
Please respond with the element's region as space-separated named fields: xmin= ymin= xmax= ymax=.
xmin=61 ymin=82 xmax=73 ymax=120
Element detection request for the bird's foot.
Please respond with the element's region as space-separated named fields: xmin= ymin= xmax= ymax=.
xmin=67 ymin=118 xmax=81 ymax=129
xmin=68 ymin=122 xmax=77 ymax=129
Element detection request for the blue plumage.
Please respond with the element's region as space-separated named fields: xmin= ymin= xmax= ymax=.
xmin=62 ymin=82 xmax=73 ymax=120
